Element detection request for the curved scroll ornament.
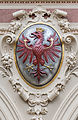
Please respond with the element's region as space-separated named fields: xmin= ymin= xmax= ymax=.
xmin=0 ymin=7 xmax=78 ymax=120
xmin=62 ymin=34 xmax=78 ymax=85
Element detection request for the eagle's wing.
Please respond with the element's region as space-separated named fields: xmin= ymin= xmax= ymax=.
xmin=16 ymin=34 xmax=34 ymax=64
xmin=43 ymin=32 xmax=62 ymax=63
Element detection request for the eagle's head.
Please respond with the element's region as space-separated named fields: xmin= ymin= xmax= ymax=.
xmin=30 ymin=28 xmax=44 ymax=40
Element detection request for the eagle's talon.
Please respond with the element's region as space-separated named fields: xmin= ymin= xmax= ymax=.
xmin=40 ymin=71 xmax=47 ymax=75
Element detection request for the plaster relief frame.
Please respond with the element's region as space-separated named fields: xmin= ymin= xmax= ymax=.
xmin=0 ymin=5 xmax=78 ymax=120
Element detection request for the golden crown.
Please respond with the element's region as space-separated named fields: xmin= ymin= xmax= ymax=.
xmin=36 ymin=28 xmax=44 ymax=32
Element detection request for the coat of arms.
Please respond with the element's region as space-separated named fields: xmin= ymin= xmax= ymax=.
xmin=15 ymin=23 xmax=63 ymax=88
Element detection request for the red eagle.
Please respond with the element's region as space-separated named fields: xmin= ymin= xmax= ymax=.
xmin=17 ymin=28 xmax=61 ymax=81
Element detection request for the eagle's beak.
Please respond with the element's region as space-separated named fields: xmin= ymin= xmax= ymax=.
xmin=30 ymin=33 xmax=35 ymax=38
xmin=30 ymin=33 xmax=38 ymax=40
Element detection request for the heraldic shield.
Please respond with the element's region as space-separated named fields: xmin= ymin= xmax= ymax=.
xmin=15 ymin=23 xmax=64 ymax=88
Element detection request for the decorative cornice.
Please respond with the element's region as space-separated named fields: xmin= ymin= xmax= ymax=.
xmin=0 ymin=0 xmax=78 ymax=4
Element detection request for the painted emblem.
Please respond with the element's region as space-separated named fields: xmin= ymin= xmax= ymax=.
xmin=15 ymin=23 xmax=63 ymax=88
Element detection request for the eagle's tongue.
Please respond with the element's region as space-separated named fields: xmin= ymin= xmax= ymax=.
xmin=30 ymin=36 xmax=34 ymax=38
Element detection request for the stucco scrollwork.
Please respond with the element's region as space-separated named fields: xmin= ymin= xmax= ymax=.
xmin=8 ymin=76 xmax=61 ymax=119
xmin=8 ymin=21 xmax=22 ymax=34
xmin=53 ymin=9 xmax=78 ymax=34
xmin=61 ymin=33 xmax=78 ymax=86
xmin=63 ymin=34 xmax=78 ymax=53
xmin=0 ymin=6 xmax=78 ymax=120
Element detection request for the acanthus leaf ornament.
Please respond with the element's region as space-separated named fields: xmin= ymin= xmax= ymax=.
xmin=0 ymin=6 xmax=78 ymax=120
